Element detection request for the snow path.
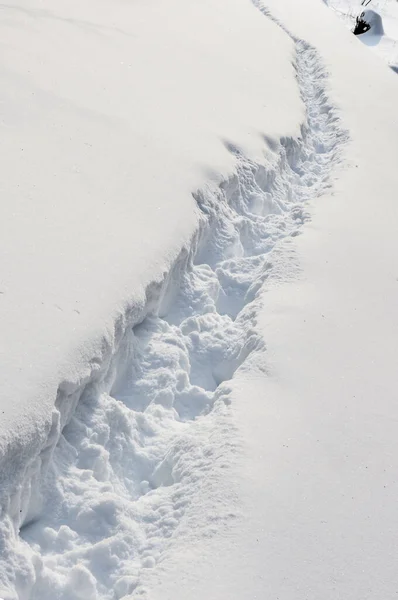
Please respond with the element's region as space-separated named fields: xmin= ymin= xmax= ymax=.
xmin=1 ymin=12 xmax=346 ymax=600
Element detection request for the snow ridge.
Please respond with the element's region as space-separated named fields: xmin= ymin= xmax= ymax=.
xmin=0 ymin=14 xmax=346 ymax=600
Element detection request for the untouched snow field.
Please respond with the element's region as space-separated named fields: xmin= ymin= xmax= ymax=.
xmin=325 ymin=0 xmax=398 ymax=70
xmin=1 ymin=0 xmax=398 ymax=599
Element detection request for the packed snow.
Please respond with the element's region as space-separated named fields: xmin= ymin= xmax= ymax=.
xmin=1 ymin=0 xmax=398 ymax=599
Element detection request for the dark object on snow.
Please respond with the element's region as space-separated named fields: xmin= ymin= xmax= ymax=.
xmin=352 ymin=9 xmax=384 ymax=37
xmin=353 ymin=12 xmax=371 ymax=35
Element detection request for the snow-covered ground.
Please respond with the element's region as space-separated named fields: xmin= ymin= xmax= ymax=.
xmin=325 ymin=0 xmax=398 ymax=70
xmin=1 ymin=0 xmax=398 ymax=599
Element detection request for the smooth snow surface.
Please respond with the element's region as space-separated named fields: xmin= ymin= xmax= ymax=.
xmin=325 ymin=0 xmax=398 ymax=69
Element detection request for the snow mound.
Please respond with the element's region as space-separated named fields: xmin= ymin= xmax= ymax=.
xmin=356 ymin=9 xmax=384 ymax=45
xmin=325 ymin=0 xmax=398 ymax=69
xmin=361 ymin=8 xmax=384 ymax=34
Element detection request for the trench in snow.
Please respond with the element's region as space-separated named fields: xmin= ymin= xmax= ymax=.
xmin=0 ymin=8 xmax=347 ymax=600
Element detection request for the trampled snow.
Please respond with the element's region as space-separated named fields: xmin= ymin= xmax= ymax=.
xmin=0 ymin=0 xmax=303 ymax=596
xmin=143 ymin=2 xmax=398 ymax=599
xmin=1 ymin=0 xmax=398 ymax=599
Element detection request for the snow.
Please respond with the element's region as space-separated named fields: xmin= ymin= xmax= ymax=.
xmin=141 ymin=1 xmax=398 ymax=599
xmin=0 ymin=0 xmax=300 ymax=430
xmin=1 ymin=0 xmax=398 ymax=598
xmin=0 ymin=0 xmax=303 ymax=597
xmin=325 ymin=0 xmax=398 ymax=70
